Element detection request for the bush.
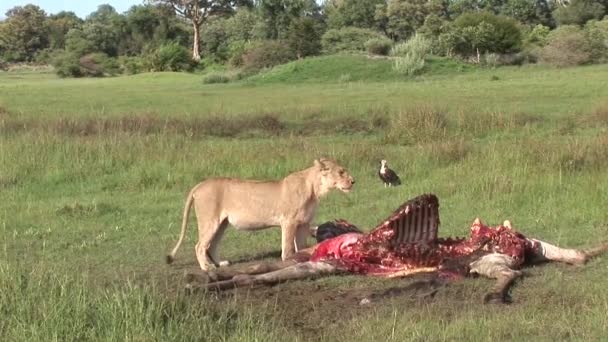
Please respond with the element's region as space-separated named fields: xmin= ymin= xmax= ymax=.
xmin=51 ymin=51 xmax=82 ymax=77
xmin=118 ymin=56 xmax=145 ymax=75
xmin=539 ymin=26 xmax=592 ymax=67
xmin=201 ymin=71 xmax=243 ymax=84
xmin=241 ymin=40 xmax=295 ymax=72
xmin=391 ymin=34 xmax=431 ymax=76
xmin=445 ymin=12 xmax=522 ymax=57
xmin=365 ymin=38 xmax=393 ymax=56
xmin=321 ymin=27 xmax=389 ymax=54
xmin=287 ymin=17 xmax=322 ymax=59
xmin=390 ymin=34 xmax=431 ymax=57
xmin=146 ymin=42 xmax=193 ymax=72
xmin=393 ymin=54 xmax=425 ymax=76
xmin=552 ymin=0 xmax=606 ymax=26
xmin=78 ymin=53 xmax=119 ymax=77
xmin=584 ymin=18 xmax=608 ymax=63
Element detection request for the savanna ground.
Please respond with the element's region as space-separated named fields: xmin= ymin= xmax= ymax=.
xmin=1 ymin=58 xmax=608 ymax=341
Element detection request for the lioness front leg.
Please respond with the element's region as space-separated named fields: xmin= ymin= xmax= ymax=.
xmin=295 ymin=224 xmax=310 ymax=252
xmin=281 ymin=222 xmax=298 ymax=260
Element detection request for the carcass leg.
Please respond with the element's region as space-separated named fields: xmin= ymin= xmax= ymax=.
xmin=527 ymin=239 xmax=608 ymax=265
xmin=192 ymin=261 xmax=339 ymax=291
xmin=469 ymin=253 xmax=522 ymax=304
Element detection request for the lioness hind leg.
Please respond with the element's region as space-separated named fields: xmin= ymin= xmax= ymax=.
xmin=195 ymin=219 xmax=228 ymax=271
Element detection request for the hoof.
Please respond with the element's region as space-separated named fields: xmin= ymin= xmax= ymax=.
xmin=483 ymin=292 xmax=511 ymax=304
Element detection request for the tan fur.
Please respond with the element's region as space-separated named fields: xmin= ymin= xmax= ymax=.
xmin=166 ymin=158 xmax=355 ymax=271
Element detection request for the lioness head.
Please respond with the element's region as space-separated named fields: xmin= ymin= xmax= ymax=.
xmin=313 ymin=158 xmax=355 ymax=194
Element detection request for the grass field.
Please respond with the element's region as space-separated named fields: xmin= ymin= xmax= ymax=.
xmin=1 ymin=58 xmax=608 ymax=341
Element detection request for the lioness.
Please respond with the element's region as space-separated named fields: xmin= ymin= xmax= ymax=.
xmin=166 ymin=158 xmax=355 ymax=271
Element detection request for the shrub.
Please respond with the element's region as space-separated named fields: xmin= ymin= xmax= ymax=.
xmin=552 ymin=0 xmax=606 ymax=26
xmin=202 ymin=72 xmax=231 ymax=84
xmin=391 ymin=34 xmax=431 ymax=76
xmin=539 ymin=26 xmax=592 ymax=66
xmin=365 ymin=38 xmax=393 ymax=56
xmin=118 ymin=56 xmax=145 ymax=75
xmin=241 ymin=40 xmax=295 ymax=72
xmin=51 ymin=51 xmax=82 ymax=77
xmin=287 ymin=17 xmax=322 ymax=59
xmin=146 ymin=42 xmax=193 ymax=72
xmin=444 ymin=12 xmax=522 ymax=58
xmin=78 ymin=53 xmax=119 ymax=77
xmin=321 ymin=27 xmax=389 ymax=54
xmin=482 ymin=53 xmax=500 ymax=68
xmin=390 ymin=34 xmax=431 ymax=57
xmin=201 ymin=71 xmax=243 ymax=84
xmin=584 ymin=18 xmax=608 ymax=63
xmin=393 ymin=54 xmax=425 ymax=76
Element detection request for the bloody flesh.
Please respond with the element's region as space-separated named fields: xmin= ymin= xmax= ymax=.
xmin=311 ymin=194 xmax=537 ymax=278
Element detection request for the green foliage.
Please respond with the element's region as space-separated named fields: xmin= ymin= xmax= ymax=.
xmin=287 ymin=17 xmax=323 ymax=58
xmin=256 ymin=0 xmax=320 ymax=39
xmin=324 ymin=0 xmax=386 ymax=30
xmin=584 ymin=18 xmax=608 ymax=63
xmin=525 ymin=24 xmax=551 ymax=47
xmin=51 ymin=50 xmax=82 ymax=77
xmin=201 ymin=70 xmax=243 ymax=84
xmin=51 ymin=52 xmax=120 ymax=77
xmin=393 ymin=52 xmax=426 ymax=75
xmin=443 ymin=12 xmax=523 ymax=57
xmin=391 ymin=34 xmax=431 ymax=75
xmin=0 ymin=4 xmax=49 ymax=62
xmin=145 ymin=42 xmax=193 ymax=72
xmin=46 ymin=11 xmax=83 ymax=50
xmin=381 ymin=0 xmax=447 ymax=41
xmin=539 ymin=25 xmax=592 ymax=66
xmin=117 ymin=56 xmax=145 ymax=75
xmin=553 ymin=0 xmax=606 ymax=26
xmin=390 ymin=34 xmax=432 ymax=57
xmin=365 ymin=38 xmax=393 ymax=55
xmin=241 ymin=40 xmax=295 ymax=71
xmin=321 ymin=26 xmax=389 ymax=53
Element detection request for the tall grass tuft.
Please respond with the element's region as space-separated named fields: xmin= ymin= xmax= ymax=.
xmin=391 ymin=34 xmax=431 ymax=76
xmin=383 ymin=107 xmax=447 ymax=145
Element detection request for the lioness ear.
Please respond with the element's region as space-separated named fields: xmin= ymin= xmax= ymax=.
xmin=314 ymin=159 xmax=329 ymax=171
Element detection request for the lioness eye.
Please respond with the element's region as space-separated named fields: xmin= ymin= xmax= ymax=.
xmin=339 ymin=170 xmax=344 ymax=175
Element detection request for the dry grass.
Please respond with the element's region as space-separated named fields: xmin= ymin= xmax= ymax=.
xmin=0 ymin=113 xmax=387 ymax=138
xmin=577 ymin=103 xmax=608 ymax=127
xmin=383 ymin=107 xmax=448 ymax=145
xmin=452 ymin=110 xmax=541 ymax=136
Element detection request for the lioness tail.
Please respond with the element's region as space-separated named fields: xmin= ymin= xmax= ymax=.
xmin=166 ymin=188 xmax=196 ymax=264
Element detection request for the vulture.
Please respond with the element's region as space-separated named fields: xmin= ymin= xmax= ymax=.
xmin=378 ymin=159 xmax=401 ymax=187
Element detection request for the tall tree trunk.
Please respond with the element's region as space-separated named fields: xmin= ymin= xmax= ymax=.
xmin=192 ymin=22 xmax=201 ymax=62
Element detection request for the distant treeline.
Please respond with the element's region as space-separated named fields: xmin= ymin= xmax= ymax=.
xmin=0 ymin=0 xmax=607 ymax=77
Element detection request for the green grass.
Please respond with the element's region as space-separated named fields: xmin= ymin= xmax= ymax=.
xmin=2 ymin=59 xmax=608 ymax=341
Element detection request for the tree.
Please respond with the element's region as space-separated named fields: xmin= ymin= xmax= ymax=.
xmin=324 ymin=0 xmax=385 ymax=30
xmin=379 ymin=0 xmax=447 ymax=40
xmin=287 ymin=17 xmax=322 ymax=58
xmin=0 ymin=4 xmax=49 ymax=61
xmin=553 ymin=0 xmax=606 ymax=26
xmin=256 ymin=0 xmax=320 ymax=39
xmin=147 ymin=0 xmax=252 ymax=61
xmin=46 ymin=11 xmax=83 ymax=50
